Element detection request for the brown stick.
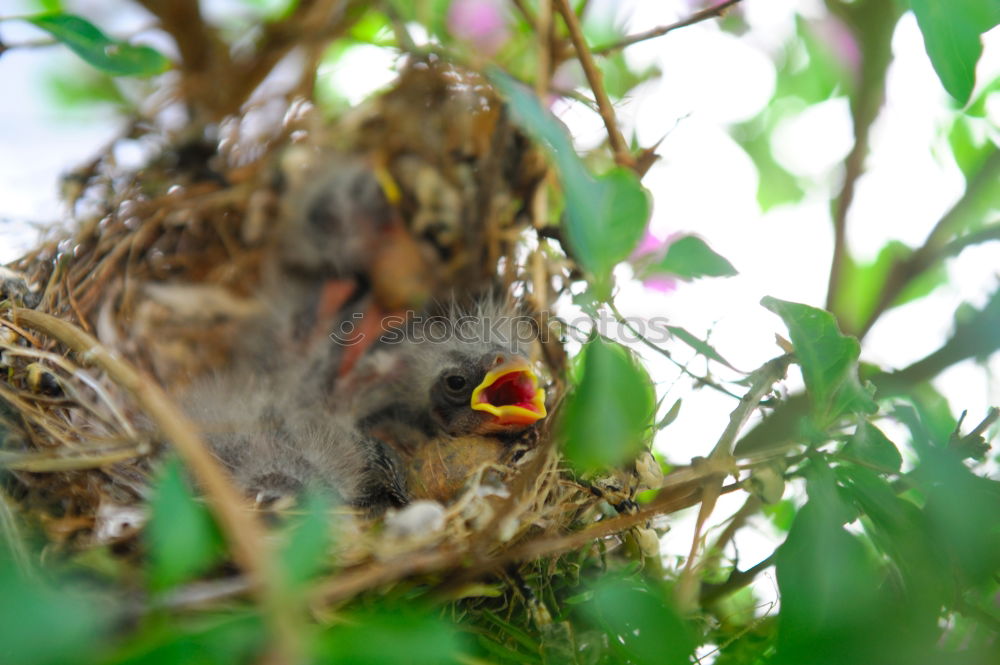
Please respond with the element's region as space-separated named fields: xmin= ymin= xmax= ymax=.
xmin=553 ymin=0 xmax=634 ymax=168
xmin=593 ymin=0 xmax=743 ymax=55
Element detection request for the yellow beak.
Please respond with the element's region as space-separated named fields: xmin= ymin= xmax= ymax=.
xmin=470 ymin=357 xmax=547 ymax=426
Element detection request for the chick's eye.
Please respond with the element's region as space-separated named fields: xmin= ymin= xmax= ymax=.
xmin=445 ymin=374 xmax=467 ymax=392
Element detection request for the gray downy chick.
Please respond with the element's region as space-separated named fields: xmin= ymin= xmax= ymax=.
xmin=182 ymin=368 xmax=407 ymax=511
xmin=336 ymin=298 xmax=548 ymax=501
xmin=185 ymin=297 xmax=546 ymax=510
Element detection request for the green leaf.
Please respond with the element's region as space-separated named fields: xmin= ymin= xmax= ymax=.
xmin=763 ymin=498 xmax=797 ymax=532
xmin=775 ymin=460 xmax=885 ymax=663
xmin=843 ymin=421 xmax=903 ymax=472
xmin=833 ymin=241 xmax=946 ymax=333
xmin=490 ymin=69 xmax=650 ymax=299
xmin=239 ymin=0 xmax=299 ymax=21
xmin=913 ymin=447 xmax=1000 ymax=585
xmin=665 ymin=326 xmax=737 ymax=369
xmin=599 ymin=52 xmax=660 ymax=100
xmin=895 ymin=383 xmax=957 ymax=447
xmin=45 ymin=65 xmax=128 ymax=110
xmin=774 ymin=16 xmax=853 ymax=105
xmin=836 ymin=464 xmax=948 ymax=614
xmin=560 ymin=336 xmax=655 ymax=472
xmin=318 ymin=609 xmax=464 ymax=665
xmin=582 ymin=577 xmax=694 ymax=665
xmin=909 ymin=0 xmax=1000 ymax=104
xmin=110 ymin=613 xmax=265 ymax=665
xmin=762 ymin=297 xmax=877 ymax=426
xmin=348 ymin=10 xmax=393 ymax=45
xmin=733 ymin=101 xmax=806 ymax=211
xmin=26 ymin=13 xmax=170 ymax=77
xmin=147 ymin=458 xmax=225 ymax=590
xmin=641 ymin=235 xmax=737 ymax=281
xmin=947 ymin=114 xmax=995 ymax=178
xmin=279 ymin=490 xmax=334 ymax=588
xmin=0 ymin=550 xmax=112 ymax=665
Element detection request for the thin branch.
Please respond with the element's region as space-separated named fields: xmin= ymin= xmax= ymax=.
xmin=676 ymin=355 xmax=790 ymax=609
xmin=824 ymin=1 xmax=901 ymax=315
xmin=553 ymin=0 xmax=633 ymax=168
xmin=700 ymin=552 xmax=776 ymax=605
xmin=858 ymin=148 xmax=1000 ymax=337
xmin=593 ymin=0 xmax=744 ymax=56
xmin=608 ymin=300 xmax=742 ymax=399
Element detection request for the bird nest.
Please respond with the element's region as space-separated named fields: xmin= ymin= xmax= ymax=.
xmin=0 ymin=59 xmax=699 ymax=614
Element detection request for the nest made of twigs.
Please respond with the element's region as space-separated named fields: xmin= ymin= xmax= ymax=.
xmin=0 ymin=60 xmax=689 ymax=613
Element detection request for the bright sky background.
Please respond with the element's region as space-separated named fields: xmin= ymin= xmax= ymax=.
xmin=2 ymin=0 xmax=1000 ymax=628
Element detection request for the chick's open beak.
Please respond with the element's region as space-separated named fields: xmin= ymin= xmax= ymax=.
xmin=470 ymin=357 xmax=546 ymax=426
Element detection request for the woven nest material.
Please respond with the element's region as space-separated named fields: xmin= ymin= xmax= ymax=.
xmin=0 ymin=59 xmax=699 ymax=606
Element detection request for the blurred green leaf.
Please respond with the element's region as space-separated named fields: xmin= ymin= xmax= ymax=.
xmin=348 ymin=10 xmax=393 ymax=45
xmin=833 ymin=241 xmax=946 ymax=333
xmin=947 ymin=115 xmax=995 ymax=178
xmin=912 ymin=447 xmax=1000 ymax=586
xmin=490 ymin=69 xmax=650 ymax=299
xmin=279 ymin=490 xmax=333 ymax=588
xmin=733 ymin=105 xmax=806 ymax=211
xmin=664 ymin=326 xmax=735 ymax=369
xmin=965 ymin=75 xmax=1000 ymax=118
xmin=560 ymin=336 xmax=655 ymax=472
xmin=774 ymin=460 xmax=886 ymax=663
xmin=897 ymin=384 xmax=957 ymax=446
xmin=319 ymin=609 xmax=464 ymax=665
xmin=110 ymin=613 xmax=265 ymax=665
xmin=763 ymin=498 xmax=797 ymax=532
xmin=582 ymin=577 xmax=694 ymax=665
xmin=239 ymin=0 xmax=299 ymax=21
xmin=26 ymin=13 xmax=171 ymax=77
xmin=147 ymin=458 xmax=225 ymax=590
xmin=45 ymin=64 xmax=128 ymax=110
xmin=909 ymin=0 xmax=1000 ymax=104
xmin=0 ymin=550 xmax=112 ymax=665
xmin=762 ymin=297 xmax=877 ymax=426
xmin=641 ymin=235 xmax=737 ymax=281
xmin=775 ymin=16 xmax=853 ymax=104
xmin=836 ymin=464 xmax=948 ymax=613
xmin=33 ymin=0 xmax=64 ymax=11
xmin=599 ymin=52 xmax=660 ymax=100
xmin=843 ymin=421 xmax=903 ymax=472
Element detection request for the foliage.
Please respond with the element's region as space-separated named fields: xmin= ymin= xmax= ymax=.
xmin=3 ymin=0 xmax=1000 ymax=664
xmin=19 ymin=12 xmax=170 ymax=77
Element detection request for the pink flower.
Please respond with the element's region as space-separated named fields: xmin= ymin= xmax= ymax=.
xmin=631 ymin=228 xmax=680 ymax=293
xmin=447 ymin=0 xmax=510 ymax=56
xmin=812 ymin=16 xmax=861 ymax=79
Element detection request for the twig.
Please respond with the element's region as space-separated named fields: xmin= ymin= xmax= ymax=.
xmin=3 ymin=306 xmax=302 ymax=663
xmin=607 ymin=300 xmax=741 ymax=399
xmin=593 ymin=0 xmax=743 ymax=55
xmin=676 ymin=355 xmax=790 ymax=610
xmin=553 ymin=0 xmax=633 ymax=168
xmin=316 ymin=479 xmax=734 ymax=606
xmin=824 ymin=0 xmax=903 ymax=319
xmin=700 ymin=552 xmax=776 ymax=604
xmin=858 ymin=149 xmax=1000 ymax=337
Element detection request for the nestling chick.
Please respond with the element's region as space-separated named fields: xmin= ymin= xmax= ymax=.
xmin=338 ymin=298 xmax=548 ymax=502
xmin=182 ymin=369 xmax=407 ymax=511
xmin=185 ymin=297 xmax=547 ymax=510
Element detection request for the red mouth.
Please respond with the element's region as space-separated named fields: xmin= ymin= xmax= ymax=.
xmin=471 ymin=359 xmax=547 ymax=426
